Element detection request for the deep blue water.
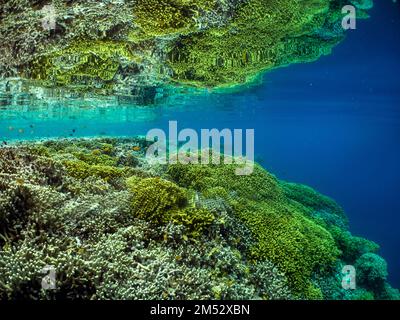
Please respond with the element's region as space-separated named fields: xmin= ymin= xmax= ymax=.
xmin=1 ymin=1 xmax=399 ymax=287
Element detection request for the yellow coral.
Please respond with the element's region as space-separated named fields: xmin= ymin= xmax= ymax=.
xmin=133 ymin=0 xmax=216 ymax=37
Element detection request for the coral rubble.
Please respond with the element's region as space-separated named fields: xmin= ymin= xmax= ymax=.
xmin=0 ymin=138 xmax=398 ymax=300
xmin=0 ymin=0 xmax=373 ymax=102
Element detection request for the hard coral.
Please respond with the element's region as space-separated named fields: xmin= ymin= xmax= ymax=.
xmin=126 ymin=176 xmax=215 ymax=238
xmin=1 ymin=138 xmax=397 ymax=301
xmin=133 ymin=0 xmax=216 ymax=37
xmin=29 ymin=40 xmax=140 ymax=88
xmin=355 ymin=253 xmax=388 ymax=289
xmin=127 ymin=176 xmax=188 ymax=223
xmin=167 ymin=161 xmax=339 ymax=298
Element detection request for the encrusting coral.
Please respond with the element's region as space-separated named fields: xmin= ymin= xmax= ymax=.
xmin=0 ymin=138 xmax=398 ymax=300
xmin=0 ymin=0 xmax=374 ymax=101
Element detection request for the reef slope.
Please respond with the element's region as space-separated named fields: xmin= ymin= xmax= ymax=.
xmin=0 ymin=138 xmax=397 ymax=300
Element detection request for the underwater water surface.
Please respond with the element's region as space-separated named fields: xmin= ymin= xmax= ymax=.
xmin=1 ymin=0 xmax=400 ymax=292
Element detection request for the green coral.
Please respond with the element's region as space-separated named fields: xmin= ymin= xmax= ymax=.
xmin=50 ymin=140 xmax=134 ymax=182
xmin=167 ymin=161 xmax=339 ymax=298
xmin=168 ymin=207 xmax=215 ymax=238
xmin=351 ymin=289 xmax=375 ymax=300
xmin=281 ymin=182 xmax=380 ymax=265
xmin=127 ymin=176 xmax=188 ymax=223
xmin=126 ymin=176 xmax=214 ymax=238
xmin=355 ymin=253 xmax=388 ymax=289
xmin=281 ymin=182 xmax=348 ymax=229
xmin=63 ymin=160 xmax=124 ymax=181
xmin=132 ymin=0 xmax=216 ymax=38
xmin=330 ymin=227 xmax=379 ymax=263
xmin=73 ymin=151 xmax=117 ymax=167
xmin=29 ymin=40 xmax=140 ymax=88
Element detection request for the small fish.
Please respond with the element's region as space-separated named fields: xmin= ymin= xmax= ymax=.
xmin=72 ymin=129 xmax=76 ymax=133
xmin=8 ymin=126 xmax=14 ymax=131
xmin=18 ymin=129 xmax=24 ymax=133
xmin=132 ymin=146 xmax=141 ymax=151
xmin=2 ymin=141 xmax=7 ymax=145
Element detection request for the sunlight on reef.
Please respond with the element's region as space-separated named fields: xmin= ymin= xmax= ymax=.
xmin=1 ymin=138 xmax=398 ymax=300
xmin=0 ymin=0 xmax=373 ymax=102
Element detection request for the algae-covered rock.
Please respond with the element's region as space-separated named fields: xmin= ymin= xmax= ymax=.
xmin=0 ymin=0 xmax=374 ymax=101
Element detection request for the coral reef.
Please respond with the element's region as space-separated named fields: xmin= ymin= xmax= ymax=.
xmin=1 ymin=138 xmax=398 ymax=300
xmin=166 ymin=161 xmax=339 ymax=298
xmin=0 ymin=0 xmax=374 ymax=102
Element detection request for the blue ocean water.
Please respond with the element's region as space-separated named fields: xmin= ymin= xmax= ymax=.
xmin=1 ymin=1 xmax=399 ymax=287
